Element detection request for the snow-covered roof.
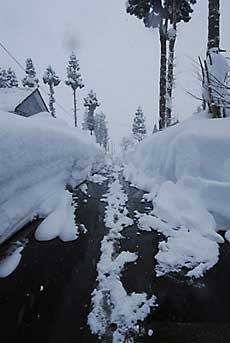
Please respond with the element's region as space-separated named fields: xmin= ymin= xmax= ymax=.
xmin=0 ymin=87 xmax=36 ymax=112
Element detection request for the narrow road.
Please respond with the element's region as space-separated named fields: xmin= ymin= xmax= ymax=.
xmin=0 ymin=167 xmax=230 ymax=343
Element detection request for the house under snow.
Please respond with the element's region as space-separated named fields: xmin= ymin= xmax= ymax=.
xmin=0 ymin=87 xmax=48 ymax=117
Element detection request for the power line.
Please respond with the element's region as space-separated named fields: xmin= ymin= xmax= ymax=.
xmin=0 ymin=41 xmax=73 ymax=119
xmin=0 ymin=42 xmax=25 ymax=71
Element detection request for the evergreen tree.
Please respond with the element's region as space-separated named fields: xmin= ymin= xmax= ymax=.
xmin=103 ymin=126 xmax=109 ymax=151
xmin=22 ymin=58 xmax=39 ymax=88
xmin=43 ymin=65 xmax=61 ymax=118
xmin=94 ymin=112 xmax=109 ymax=150
xmin=152 ymin=123 xmax=158 ymax=133
xmin=65 ymin=52 xmax=84 ymax=127
xmin=0 ymin=69 xmax=8 ymax=88
xmin=127 ymin=1 xmax=166 ymax=130
xmin=0 ymin=68 xmax=18 ymax=88
xmin=126 ymin=1 xmax=196 ymax=129
xmin=84 ymin=90 xmax=100 ymax=135
xmin=132 ymin=106 xmax=147 ymax=141
xmin=6 ymin=68 xmax=18 ymax=87
xmin=0 ymin=68 xmax=19 ymax=88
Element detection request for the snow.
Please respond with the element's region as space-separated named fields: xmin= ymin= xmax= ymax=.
xmin=35 ymin=190 xmax=78 ymax=242
xmin=88 ymin=172 xmax=156 ymax=342
xmin=79 ymin=183 xmax=88 ymax=195
xmin=0 ymin=109 xmax=104 ymax=244
xmin=124 ymin=113 xmax=230 ymax=278
xmin=0 ymin=87 xmax=35 ymax=112
xmin=204 ymin=49 xmax=229 ymax=108
xmin=0 ymin=245 xmax=24 ymax=278
xmin=89 ymin=173 xmax=107 ymax=184
xmin=148 ymin=329 xmax=154 ymax=337
xmin=167 ymin=27 xmax=176 ymax=40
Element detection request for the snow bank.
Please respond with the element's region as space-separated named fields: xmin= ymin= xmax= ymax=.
xmin=124 ymin=114 xmax=230 ymax=278
xmin=0 ymin=110 xmax=104 ymax=243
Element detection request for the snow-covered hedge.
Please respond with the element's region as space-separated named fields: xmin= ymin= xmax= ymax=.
xmin=124 ymin=113 xmax=230 ymax=278
xmin=0 ymin=110 xmax=104 ymax=244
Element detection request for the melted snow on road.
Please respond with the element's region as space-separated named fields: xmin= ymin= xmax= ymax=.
xmin=88 ymin=171 xmax=156 ymax=343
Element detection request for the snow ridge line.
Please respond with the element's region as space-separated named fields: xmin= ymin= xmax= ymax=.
xmin=88 ymin=172 xmax=156 ymax=343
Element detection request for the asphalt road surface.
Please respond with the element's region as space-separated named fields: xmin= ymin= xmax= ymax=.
xmin=0 ymin=170 xmax=230 ymax=343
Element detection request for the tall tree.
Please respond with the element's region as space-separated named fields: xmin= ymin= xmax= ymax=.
xmin=207 ymin=0 xmax=220 ymax=51
xmin=132 ymin=106 xmax=147 ymax=141
xmin=84 ymin=90 xmax=100 ymax=135
xmin=165 ymin=0 xmax=196 ymax=126
xmin=43 ymin=66 xmax=61 ymax=118
xmin=127 ymin=0 xmax=166 ymax=129
xmin=127 ymin=0 xmax=196 ymax=129
xmin=94 ymin=112 xmax=109 ymax=150
xmin=203 ymin=0 xmax=228 ymax=118
xmin=65 ymin=52 xmax=84 ymax=127
xmin=22 ymin=58 xmax=39 ymax=88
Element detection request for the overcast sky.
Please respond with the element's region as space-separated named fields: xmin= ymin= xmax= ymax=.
xmin=0 ymin=0 xmax=229 ymax=148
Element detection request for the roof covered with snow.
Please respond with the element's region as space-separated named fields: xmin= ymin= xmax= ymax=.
xmin=0 ymin=87 xmax=36 ymax=112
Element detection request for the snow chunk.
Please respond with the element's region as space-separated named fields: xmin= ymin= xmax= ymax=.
xmin=35 ymin=191 xmax=78 ymax=242
xmin=79 ymin=183 xmax=88 ymax=195
xmin=89 ymin=173 xmax=107 ymax=184
xmin=0 ymin=246 xmax=24 ymax=278
xmin=155 ymin=229 xmax=219 ymax=279
xmin=148 ymin=329 xmax=154 ymax=336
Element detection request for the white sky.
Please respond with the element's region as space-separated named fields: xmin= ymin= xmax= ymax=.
xmin=0 ymin=0 xmax=230 ymax=149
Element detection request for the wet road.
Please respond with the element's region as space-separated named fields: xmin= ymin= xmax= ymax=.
xmin=0 ymin=171 xmax=230 ymax=342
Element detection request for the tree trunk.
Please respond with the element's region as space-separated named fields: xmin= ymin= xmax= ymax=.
xmin=166 ymin=23 xmax=176 ymax=127
xmin=73 ymin=89 xmax=77 ymax=127
xmin=207 ymin=0 xmax=221 ymax=118
xmin=159 ymin=19 xmax=168 ymax=130
xmin=49 ymin=84 xmax=56 ymax=118
xmin=208 ymin=0 xmax=220 ymax=50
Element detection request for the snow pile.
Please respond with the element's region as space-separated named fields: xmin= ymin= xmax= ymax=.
xmin=0 ymin=110 xmax=104 ymax=243
xmin=88 ymin=172 xmax=156 ymax=342
xmin=124 ymin=114 xmax=230 ymax=278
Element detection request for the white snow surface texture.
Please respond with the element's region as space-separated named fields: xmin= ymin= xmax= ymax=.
xmin=88 ymin=172 xmax=156 ymax=343
xmin=0 ymin=110 xmax=104 ymax=243
xmin=124 ymin=113 xmax=230 ymax=278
